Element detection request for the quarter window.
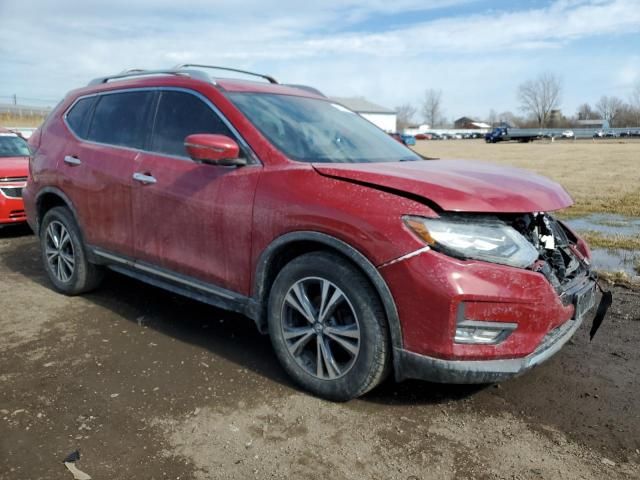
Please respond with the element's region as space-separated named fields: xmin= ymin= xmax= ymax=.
xmin=66 ymin=97 xmax=97 ymax=139
xmin=87 ymin=91 xmax=154 ymax=149
xmin=151 ymin=91 xmax=233 ymax=157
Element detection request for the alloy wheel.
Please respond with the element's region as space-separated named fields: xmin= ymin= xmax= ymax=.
xmin=45 ymin=220 xmax=75 ymax=283
xmin=280 ymin=276 xmax=360 ymax=380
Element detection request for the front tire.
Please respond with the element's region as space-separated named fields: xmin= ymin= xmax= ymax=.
xmin=268 ymin=252 xmax=390 ymax=401
xmin=40 ymin=206 xmax=103 ymax=295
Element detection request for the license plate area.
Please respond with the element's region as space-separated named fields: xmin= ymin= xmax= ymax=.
xmin=573 ymin=283 xmax=596 ymax=319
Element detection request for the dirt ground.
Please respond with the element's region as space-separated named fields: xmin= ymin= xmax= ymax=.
xmin=1 ymin=227 xmax=639 ymax=479
xmin=413 ymin=139 xmax=640 ymax=218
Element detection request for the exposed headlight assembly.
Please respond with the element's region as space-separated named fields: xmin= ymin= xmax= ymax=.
xmin=404 ymin=215 xmax=539 ymax=269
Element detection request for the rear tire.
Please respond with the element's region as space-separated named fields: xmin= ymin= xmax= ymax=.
xmin=40 ymin=207 xmax=103 ymax=295
xmin=267 ymin=252 xmax=390 ymax=401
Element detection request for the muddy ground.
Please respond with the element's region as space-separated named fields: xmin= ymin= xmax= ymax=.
xmin=1 ymin=226 xmax=639 ymax=480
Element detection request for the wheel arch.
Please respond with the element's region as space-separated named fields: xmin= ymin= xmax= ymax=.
xmin=252 ymin=231 xmax=403 ymax=352
xmin=34 ymin=187 xmax=80 ymax=236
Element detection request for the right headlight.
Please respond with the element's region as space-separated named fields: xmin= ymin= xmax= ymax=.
xmin=404 ymin=215 xmax=539 ymax=269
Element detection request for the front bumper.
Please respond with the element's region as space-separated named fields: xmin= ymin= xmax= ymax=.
xmin=380 ymin=246 xmax=596 ymax=383
xmin=0 ymin=184 xmax=27 ymax=225
xmin=395 ymin=310 xmax=585 ymax=383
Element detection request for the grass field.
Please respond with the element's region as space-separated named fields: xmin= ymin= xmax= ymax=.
xmin=0 ymin=113 xmax=46 ymax=128
xmin=412 ymin=139 xmax=640 ymax=219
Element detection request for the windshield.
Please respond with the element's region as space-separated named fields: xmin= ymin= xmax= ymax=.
xmin=0 ymin=134 xmax=30 ymax=158
xmin=227 ymin=93 xmax=420 ymax=163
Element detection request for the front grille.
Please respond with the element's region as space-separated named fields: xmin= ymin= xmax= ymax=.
xmin=0 ymin=186 xmax=23 ymax=198
xmin=0 ymin=176 xmax=27 ymax=182
xmin=9 ymin=210 xmax=25 ymax=219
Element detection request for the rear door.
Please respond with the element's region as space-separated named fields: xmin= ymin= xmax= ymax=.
xmin=132 ymin=89 xmax=261 ymax=294
xmin=62 ymin=90 xmax=154 ymax=257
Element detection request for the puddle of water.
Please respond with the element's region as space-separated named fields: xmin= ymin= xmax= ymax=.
xmin=589 ymin=248 xmax=640 ymax=277
xmin=565 ymin=214 xmax=640 ymax=236
xmin=564 ymin=214 xmax=640 ymax=276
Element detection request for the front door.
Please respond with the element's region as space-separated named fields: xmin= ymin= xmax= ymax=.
xmin=132 ymin=90 xmax=261 ymax=295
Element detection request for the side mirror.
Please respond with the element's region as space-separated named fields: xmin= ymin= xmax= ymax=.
xmin=184 ymin=134 xmax=247 ymax=166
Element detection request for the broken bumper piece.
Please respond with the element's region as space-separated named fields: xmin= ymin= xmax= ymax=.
xmin=395 ymin=311 xmax=586 ymax=384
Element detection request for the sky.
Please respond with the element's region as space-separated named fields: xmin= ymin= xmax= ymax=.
xmin=1 ymin=0 xmax=639 ymax=122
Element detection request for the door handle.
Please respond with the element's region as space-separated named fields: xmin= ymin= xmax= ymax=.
xmin=63 ymin=155 xmax=81 ymax=166
xmin=132 ymin=172 xmax=157 ymax=185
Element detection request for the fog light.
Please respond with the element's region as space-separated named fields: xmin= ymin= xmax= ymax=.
xmin=454 ymin=324 xmax=514 ymax=344
xmin=455 ymin=303 xmax=517 ymax=345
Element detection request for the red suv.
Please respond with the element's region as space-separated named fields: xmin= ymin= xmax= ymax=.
xmin=0 ymin=128 xmax=30 ymax=226
xmin=24 ymin=65 xmax=602 ymax=400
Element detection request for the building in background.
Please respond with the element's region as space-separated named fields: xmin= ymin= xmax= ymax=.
xmin=575 ymin=119 xmax=609 ymax=129
xmin=402 ymin=124 xmax=431 ymax=135
xmin=329 ymin=97 xmax=397 ymax=132
xmin=454 ymin=117 xmax=491 ymax=129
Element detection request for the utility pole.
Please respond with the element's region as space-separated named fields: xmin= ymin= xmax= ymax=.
xmin=12 ymin=94 xmax=17 ymax=105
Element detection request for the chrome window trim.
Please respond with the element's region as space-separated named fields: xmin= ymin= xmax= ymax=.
xmin=62 ymin=86 xmax=262 ymax=165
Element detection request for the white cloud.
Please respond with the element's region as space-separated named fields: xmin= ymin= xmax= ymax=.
xmin=0 ymin=0 xmax=638 ymax=117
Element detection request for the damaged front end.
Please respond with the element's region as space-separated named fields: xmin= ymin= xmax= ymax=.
xmin=393 ymin=211 xmax=613 ymax=384
xmin=510 ymin=212 xmax=589 ymax=294
xmin=404 ymin=211 xmax=611 ymax=339
xmin=509 ymin=212 xmax=612 ymax=339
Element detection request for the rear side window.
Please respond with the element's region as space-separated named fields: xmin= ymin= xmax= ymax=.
xmin=65 ymin=97 xmax=96 ymax=139
xmin=150 ymin=91 xmax=233 ymax=157
xmin=88 ymin=91 xmax=154 ymax=149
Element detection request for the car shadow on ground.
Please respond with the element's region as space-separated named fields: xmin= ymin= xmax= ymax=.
xmin=0 ymin=223 xmax=33 ymax=238
xmin=2 ymin=235 xmax=485 ymax=406
xmin=364 ymin=378 xmax=486 ymax=406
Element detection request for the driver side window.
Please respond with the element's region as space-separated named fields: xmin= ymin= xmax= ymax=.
xmin=151 ymin=91 xmax=234 ymax=158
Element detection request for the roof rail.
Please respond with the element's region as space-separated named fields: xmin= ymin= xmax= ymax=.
xmin=173 ymin=64 xmax=278 ymax=84
xmin=283 ymin=84 xmax=326 ymax=97
xmin=87 ymin=68 xmax=211 ymax=86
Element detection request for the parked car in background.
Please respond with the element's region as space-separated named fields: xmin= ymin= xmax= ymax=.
xmin=414 ymin=133 xmax=431 ymax=140
xmin=0 ymin=128 xmax=30 ymax=227
xmin=24 ymin=65 xmax=605 ymax=401
xmin=389 ymin=133 xmax=417 ymax=146
xmin=485 ymin=127 xmax=537 ymax=143
xmin=389 ymin=132 xmax=404 ymax=144
xmin=561 ymin=130 xmax=574 ymax=138
xmin=593 ymin=130 xmax=604 ymax=138
xmin=400 ymin=134 xmax=416 ymax=146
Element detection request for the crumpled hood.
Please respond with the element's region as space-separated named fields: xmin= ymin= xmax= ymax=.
xmin=312 ymin=159 xmax=573 ymax=213
xmin=0 ymin=156 xmax=29 ymax=179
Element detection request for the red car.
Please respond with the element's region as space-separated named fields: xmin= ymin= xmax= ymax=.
xmin=414 ymin=133 xmax=432 ymax=140
xmin=0 ymin=128 xmax=30 ymax=226
xmin=24 ymin=65 xmax=604 ymax=400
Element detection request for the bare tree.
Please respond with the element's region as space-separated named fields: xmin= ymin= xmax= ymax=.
xmin=576 ymin=103 xmax=599 ymax=120
xmin=498 ymin=111 xmax=522 ymax=127
xmin=395 ymin=103 xmax=417 ymax=132
xmin=517 ymin=73 xmax=562 ymax=127
xmin=596 ymin=95 xmax=624 ymax=127
xmin=421 ymin=89 xmax=443 ymax=127
xmin=487 ymin=109 xmax=497 ymax=126
xmin=616 ymin=103 xmax=638 ymax=128
xmin=629 ymin=81 xmax=640 ymax=126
